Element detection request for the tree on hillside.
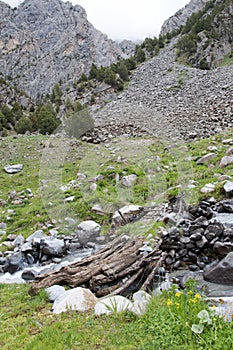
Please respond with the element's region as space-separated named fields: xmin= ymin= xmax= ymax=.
xmin=35 ymin=103 xmax=60 ymax=135
xmin=135 ymin=46 xmax=146 ymax=63
xmin=117 ymin=61 xmax=129 ymax=81
xmin=15 ymin=116 xmax=32 ymax=134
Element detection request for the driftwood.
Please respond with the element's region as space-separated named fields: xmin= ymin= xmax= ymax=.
xmin=29 ymin=235 xmax=165 ymax=297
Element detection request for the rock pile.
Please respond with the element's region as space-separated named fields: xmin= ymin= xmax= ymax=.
xmin=82 ymin=123 xmax=149 ymax=144
xmin=0 ymin=220 xmax=109 ymax=277
xmin=160 ymin=198 xmax=233 ymax=274
xmin=94 ymin=39 xmax=233 ymax=141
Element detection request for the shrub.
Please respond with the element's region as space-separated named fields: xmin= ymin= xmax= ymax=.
xmin=15 ymin=116 xmax=32 ymax=134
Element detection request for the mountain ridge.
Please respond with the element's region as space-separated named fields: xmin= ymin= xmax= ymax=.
xmin=0 ymin=0 xmax=130 ymax=98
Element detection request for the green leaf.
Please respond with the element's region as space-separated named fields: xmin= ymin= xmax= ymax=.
xmin=191 ymin=323 xmax=204 ymax=334
xmin=197 ymin=310 xmax=212 ymax=324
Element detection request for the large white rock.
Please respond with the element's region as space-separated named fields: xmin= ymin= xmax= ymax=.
xmin=53 ymin=287 xmax=97 ymax=314
xmin=0 ymin=272 xmax=26 ymax=284
xmin=131 ymin=290 xmax=152 ymax=316
xmin=76 ymin=220 xmax=101 ymax=245
xmin=208 ymin=297 xmax=233 ymax=322
xmin=95 ymin=295 xmax=133 ymax=316
xmin=45 ymin=285 xmax=66 ymax=302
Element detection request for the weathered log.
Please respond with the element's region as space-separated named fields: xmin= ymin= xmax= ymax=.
xmin=29 ymin=234 xmax=164 ymax=297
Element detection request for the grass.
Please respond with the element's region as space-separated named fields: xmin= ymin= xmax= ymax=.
xmin=220 ymin=51 xmax=233 ymax=67
xmin=0 ymin=130 xmax=233 ymax=245
xmin=0 ymin=282 xmax=232 ymax=349
xmin=1 ymin=131 xmax=233 ymax=348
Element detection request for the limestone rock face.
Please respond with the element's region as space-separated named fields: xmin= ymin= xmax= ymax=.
xmin=0 ymin=0 xmax=128 ymax=97
xmin=160 ymin=0 xmax=209 ymax=36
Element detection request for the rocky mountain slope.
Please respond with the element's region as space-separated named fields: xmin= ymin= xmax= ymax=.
xmin=0 ymin=0 xmax=130 ymax=98
xmin=175 ymin=0 xmax=233 ymax=69
xmin=93 ymin=37 xmax=233 ymax=141
xmin=160 ymin=0 xmax=209 ymax=36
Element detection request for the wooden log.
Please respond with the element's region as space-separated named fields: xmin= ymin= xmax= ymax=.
xmin=29 ymin=234 xmax=164 ymax=297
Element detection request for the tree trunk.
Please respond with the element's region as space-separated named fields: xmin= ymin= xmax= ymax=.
xmin=29 ymin=234 xmax=164 ymax=297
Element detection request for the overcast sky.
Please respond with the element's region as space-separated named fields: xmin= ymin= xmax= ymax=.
xmin=4 ymin=0 xmax=190 ymax=40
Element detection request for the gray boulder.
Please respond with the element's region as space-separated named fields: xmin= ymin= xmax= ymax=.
xmin=76 ymin=220 xmax=101 ymax=246
xmin=26 ymin=230 xmax=46 ymax=244
xmin=41 ymin=237 xmax=65 ymax=257
xmin=3 ymin=252 xmax=26 ymax=274
xmin=204 ymin=252 xmax=233 ymax=284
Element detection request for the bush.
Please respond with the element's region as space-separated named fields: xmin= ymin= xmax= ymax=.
xmin=35 ymin=104 xmax=60 ymax=135
xmin=15 ymin=116 xmax=32 ymax=134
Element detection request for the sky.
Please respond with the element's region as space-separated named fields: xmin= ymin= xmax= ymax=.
xmin=3 ymin=0 xmax=190 ymax=40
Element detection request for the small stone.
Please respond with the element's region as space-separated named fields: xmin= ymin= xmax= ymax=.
xmin=223 ymin=182 xmax=233 ymax=197
xmin=197 ymin=153 xmax=217 ymax=164
xmin=4 ymin=164 xmax=23 ymax=174
xmin=196 ymin=236 xmax=208 ymax=249
xmin=213 ymin=242 xmax=233 ymax=256
xmin=218 ymin=175 xmax=232 ymax=181
xmin=0 ymin=222 xmax=7 ymax=229
xmin=90 ymin=183 xmax=97 ymax=191
xmin=200 ymin=183 xmax=216 ymax=193
xmin=21 ymin=269 xmax=38 ymax=281
xmin=219 ymin=156 xmax=233 ymax=168
xmin=64 ymin=196 xmax=75 ymax=202
xmin=121 ymin=174 xmax=137 ymax=187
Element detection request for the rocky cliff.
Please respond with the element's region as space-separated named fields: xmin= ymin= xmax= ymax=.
xmin=0 ymin=0 xmax=129 ymax=98
xmin=175 ymin=0 xmax=233 ymax=69
xmin=160 ymin=0 xmax=209 ymax=36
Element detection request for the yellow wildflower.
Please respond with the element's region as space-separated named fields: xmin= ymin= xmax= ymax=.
xmin=167 ymin=299 xmax=173 ymax=306
xmin=189 ymin=299 xmax=197 ymax=304
xmin=175 ymin=302 xmax=180 ymax=308
xmin=175 ymin=292 xmax=183 ymax=297
xmin=194 ymin=293 xmax=201 ymax=299
xmin=188 ymin=291 xmax=193 ymax=295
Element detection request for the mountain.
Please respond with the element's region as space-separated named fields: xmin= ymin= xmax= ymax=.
xmin=160 ymin=0 xmax=209 ymax=36
xmin=0 ymin=0 xmax=130 ymax=98
xmin=161 ymin=0 xmax=233 ymax=69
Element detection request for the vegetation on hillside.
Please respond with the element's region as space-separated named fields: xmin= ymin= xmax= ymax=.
xmin=0 ymin=33 xmax=167 ymax=137
xmin=175 ymin=0 xmax=233 ymax=68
